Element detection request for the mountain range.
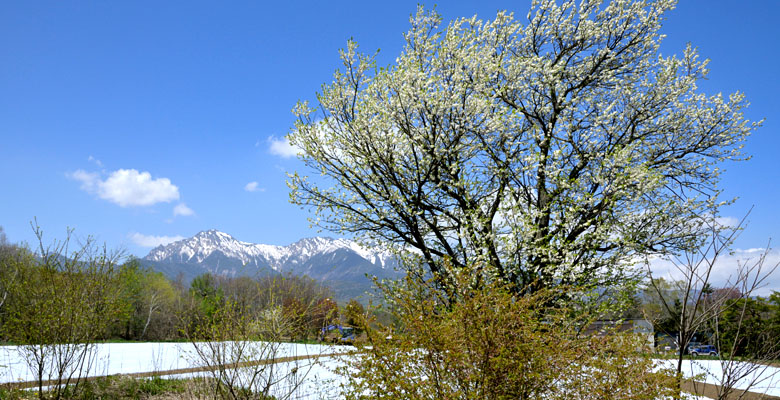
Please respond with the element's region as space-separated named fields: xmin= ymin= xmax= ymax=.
xmin=141 ymin=229 xmax=401 ymax=302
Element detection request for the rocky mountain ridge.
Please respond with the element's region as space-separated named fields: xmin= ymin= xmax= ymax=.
xmin=142 ymin=230 xmax=400 ymax=301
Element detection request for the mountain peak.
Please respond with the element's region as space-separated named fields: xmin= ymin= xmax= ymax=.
xmin=194 ymin=229 xmax=232 ymax=239
xmin=142 ymin=230 xmax=401 ymax=301
xmin=144 ymin=231 xmax=396 ymax=271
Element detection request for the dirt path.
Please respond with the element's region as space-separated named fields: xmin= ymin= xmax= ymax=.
xmin=681 ymin=379 xmax=779 ymax=400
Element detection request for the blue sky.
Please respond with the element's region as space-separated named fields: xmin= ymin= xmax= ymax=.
xmin=1 ymin=1 xmax=778 ymax=266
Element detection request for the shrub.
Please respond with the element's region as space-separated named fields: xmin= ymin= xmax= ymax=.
xmin=340 ymin=271 xmax=678 ymax=400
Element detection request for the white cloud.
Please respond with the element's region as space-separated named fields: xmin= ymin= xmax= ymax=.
xmin=87 ymin=155 xmax=103 ymax=167
xmin=69 ymin=170 xmax=101 ymax=192
xmin=268 ymin=136 xmax=301 ymax=158
xmin=244 ymin=181 xmax=265 ymax=192
xmin=69 ymin=168 xmax=180 ymax=207
xmin=645 ymin=247 xmax=780 ymax=296
xmin=129 ymin=232 xmax=185 ymax=248
xmin=173 ymin=203 xmax=195 ymax=217
xmin=715 ymin=216 xmax=741 ymax=228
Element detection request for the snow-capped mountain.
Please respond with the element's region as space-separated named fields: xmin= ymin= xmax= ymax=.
xmin=142 ymin=230 xmax=400 ymax=301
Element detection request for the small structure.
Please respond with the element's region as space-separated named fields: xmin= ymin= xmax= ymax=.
xmin=655 ymin=332 xmax=678 ymax=353
xmin=584 ymin=319 xmax=655 ymax=349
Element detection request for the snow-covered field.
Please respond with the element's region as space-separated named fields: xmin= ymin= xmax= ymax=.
xmin=155 ymin=355 xmax=347 ymax=399
xmin=657 ymin=359 xmax=780 ymax=398
xmin=0 ymin=342 xmax=347 ymax=383
xmin=2 ymin=343 xmax=778 ymax=399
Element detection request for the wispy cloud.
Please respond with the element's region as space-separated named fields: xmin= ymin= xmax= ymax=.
xmin=645 ymin=247 xmax=780 ymax=296
xmin=68 ymin=168 xmax=180 ymax=207
xmin=129 ymin=232 xmax=185 ymax=248
xmin=715 ymin=216 xmax=741 ymax=228
xmin=268 ymin=136 xmax=300 ymax=158
xmin=173 ymin=203 xmax=195 ymax=217
xmin=244 ymin=181 xmax=265 ymax=192
xmin=87 ymin=155 xmax=103 ymax=167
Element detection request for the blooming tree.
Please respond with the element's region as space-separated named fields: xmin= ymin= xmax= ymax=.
xmin=289 ymin=0 xmax=758 ymax=295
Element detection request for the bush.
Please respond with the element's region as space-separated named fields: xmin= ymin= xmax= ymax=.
xmin=1 ymin=228 xmax=124 ymax=400
xmin=183 ymin=293 xmax=321 ymax=399
xmin=340 ymin=271 xmax=678 ymax=400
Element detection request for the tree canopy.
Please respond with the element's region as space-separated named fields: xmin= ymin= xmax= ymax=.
xmin=289 ymin=0 xmax=758 ymax=295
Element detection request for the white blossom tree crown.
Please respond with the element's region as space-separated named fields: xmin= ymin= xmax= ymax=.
xmin=288 ymin=0 xmax=760 ymax=295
